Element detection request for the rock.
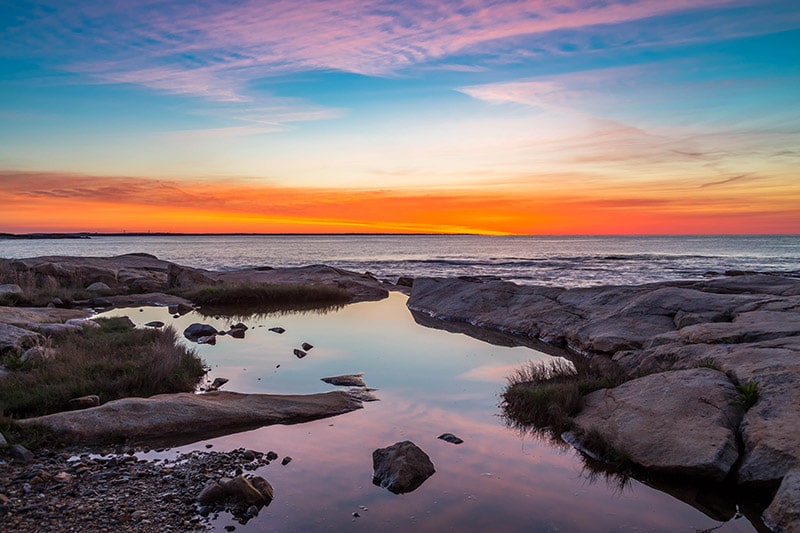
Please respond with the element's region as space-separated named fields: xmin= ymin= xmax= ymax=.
xmin=209 ymin=377 xmax=229 ymax=390
xmin=281 ymin=456 xmax=292 ymax=466
xmin=301 ymin=342 xmax=314 ymax=351
xmin=266 ymin=451 xmax=278 ymax=461
xmin=269 ymin=327 xmax=285 ymax=334
xmin=20 ymin=345 xmax=56 ymax=365
xmin=86 ymin=282 xmax=111 ymax=292
xmin=50 ymin=297 xmax=64 ymax=307
xmin=0 ymin=431 xmax=7 ymax=448
xmin=69 ymin=395 xmax=100 ymax=409
xmin=65 ymin=318 xmax=101 ymax=329
xmin=572 ymin=368 xmax=742 ymax=480
xmin=437 ymin=433 xmax=464 ymax=445
xmin=177 ymin=303 xmax=194 ymax=315
xmin=167 ymin=263 xmax=217 ymax=290
xmin=145 ymin=321 xmax=165 ymax=328
xmin=0 ymin=284 xmax=24 ymax=300
xmin=222 ymin=476 xmax=270 ymax=505
xmin=10 ymin=444 xmax=34 ymax=464
xmin=198 ymin=480 xmax=226 ymax=505
xmin=396 ymin=277 xmax=414 ymax=288
xmin=183 ymin=323 xmax=218 ymax=341
xmin=230 ymin=322 xmax=248 ymax=332
xmin=32 ymin=322 xmax=84 ymax=336
xmin=53 ymin=472 xmax=73 ymax=484
xmin=293 ymin=348 xmax=307 ymax=358
xmin=763 ymin=470 xmax=800 ymax=532
xmin=197 ymin=335 xmax=217 ymax=345
xmin=228 ymin=328 xmax=246 ymax=339
xmin=321 ymin=373 xmax=366 ymax=387
xmin=20 ymin=390 xmax=364 ymax=444
xmin=372 ymin=441 xmax=435 ymax=494
xmin=0 ymin=322 xmax=42 ymax=353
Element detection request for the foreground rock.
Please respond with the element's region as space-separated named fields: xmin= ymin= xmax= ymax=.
xmin=20 ymin=390 xmax=363 ymax=444
xmin=572 ymin=368 xmax=743 ymax=480
xmin=372 ymin=441 xmax=435 ymax=494
xmin=763 ymin=470 xmax=800 ymax=532
xmin=409 ymin=274 xmax=800 ymax=527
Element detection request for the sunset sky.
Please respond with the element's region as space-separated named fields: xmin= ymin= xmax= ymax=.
xmin=1 ymin=0 xmax=799 ymax=234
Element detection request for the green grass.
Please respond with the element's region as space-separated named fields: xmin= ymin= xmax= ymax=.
xmin=0 ymin=317 xmax=206 ymax=418
xmin=501 ymin=357 xmax=627 ymax=435
xmin=696 ymin=357 xmax=721 ymax=371
xmin=181 ymin=282 xmax=352 ymax=307
xmin=733 ymin=380 xmax=759 ymax=410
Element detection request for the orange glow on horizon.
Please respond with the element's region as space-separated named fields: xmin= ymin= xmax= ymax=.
xmin=1 ymin=171 xmax=798 ymax=235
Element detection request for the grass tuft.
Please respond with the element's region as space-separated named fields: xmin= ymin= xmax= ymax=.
xmin=0 ymin=317 xmax=205 ymax=418
xmin=181 ymin=282 xmax=351 ymax=308
xmin=732 ymin=380 xmax=759 ymax=410
xmin=501 ymin=357 xmax=627 ymax=435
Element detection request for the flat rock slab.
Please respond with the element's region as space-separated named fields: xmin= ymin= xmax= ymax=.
xmin=0 ymin=306 xmax=91 ymax=327
xmin=20 ymin=390 xmax=363 ymax=444
xmin=572 ymin=368 xmax=743 ymax=481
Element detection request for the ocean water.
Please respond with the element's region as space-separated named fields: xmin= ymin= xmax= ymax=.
xmin=2 ymin=234 xmax=799 ymax=287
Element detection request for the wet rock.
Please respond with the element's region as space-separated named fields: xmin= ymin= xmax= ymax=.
xmin=222 ymin=476 xmax=271 ymax=505
xmin=183 ymin=323 xmax=218 ymax=341
xmin=249 ymin=476 xmax=274 ymax=502
xmin=763 ymin=470 xmax=800 ymax=532
xmin=144 ymin=321 xmax=165 ymax=328
xmin=572 ymin=368 xmax=742 ymax=481
xmin=198 ymin=480 xmax=226 ymax=505
xmin=293 ymin=349 xmax=306 ymax=359
xmin=269 ymin=327 xmax=285 ymax=334
xmin=321 ymin=373 xmax=366 ymax=387
xmin=86 ymin=282 xmax=111 ymax=292
xmin=266 ymin=451 xmax=278 ymax=461
xmin=209 ymin=377 xmax=229 ymax=390
xmin=69 ymin=395 xmax=100 ymax=410
xmin=438 ymin=433 xmax=464 ymax=445
xmin=372 ymin=441 xmax=435 ymax=494
xmin=197 ymin=335 xmax=217 ymax=345
xmin=228 ymin=328 xmax=246 ymax=339
xmin=281 ymin=457 xmax=292 ymax=466
xmin=301 ymin=342 xmax=314 ymax=351
xmin=230 ymin=323 xmax=248 ymax=332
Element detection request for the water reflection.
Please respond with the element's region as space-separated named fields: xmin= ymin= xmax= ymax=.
xmin=98 ymin=293 xmax=759 ymax=532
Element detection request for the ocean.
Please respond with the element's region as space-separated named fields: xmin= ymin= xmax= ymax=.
xmin=2 ymin=234 xmax=798 ymax=287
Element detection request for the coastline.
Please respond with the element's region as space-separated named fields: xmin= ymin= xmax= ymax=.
xmin=0 ymin=253 xmax=798 ymax=531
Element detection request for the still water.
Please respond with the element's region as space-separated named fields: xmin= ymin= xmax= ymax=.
xmin=100 ymin=293 xmax=757 ymax=532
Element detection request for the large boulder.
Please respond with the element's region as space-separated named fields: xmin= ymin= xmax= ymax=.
xmin=167 ymin=264 xmax=217 ymax=290
xmin=183 ymin=323 xmax=218 ymax=341
xmin=571 ymin=368 xmax=743 ymax=481
xmin=0 ymin=322 xmax=42 ymax=353
xmin=372 ymin=441 xmax=435 ymax=494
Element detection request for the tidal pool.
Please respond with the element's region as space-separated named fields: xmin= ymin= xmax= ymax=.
xmin=101 ymin=293 xmax=760 ymax=532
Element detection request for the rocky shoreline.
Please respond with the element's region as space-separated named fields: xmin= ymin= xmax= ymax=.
xmin=407 ymin=274 xmax=800 ymax=530
xmin=1 ymin=254 xmax=799 ymax=530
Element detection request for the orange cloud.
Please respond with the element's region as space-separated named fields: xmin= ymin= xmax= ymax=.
xmin=1 ymin=171 xmax=798 ymax=234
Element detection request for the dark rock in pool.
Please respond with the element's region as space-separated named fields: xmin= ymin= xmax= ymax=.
xmin=372 ymin=441 xmax=435 ymax=494
xmin=293 ymin=348 xmax=307 ymax=359
xmin=438 ymin=433 xmax=464 ymax=445
xmin=144 ymin=321 xmax=165 ymax=328
xmin=231 ymin=322 xmax=249 ymax=331
xmin=228 ymin=328 xmax=246 ymax=339
xmin=209 ymin=377 xmax=229 ymax=391
xmin=197 ymin=335 xmax=216 ymax=345
xmin=301 ymin=342 xmax=314 ymax=351
xmin=266 ymin=451 xmax=278 ymax=461
xmin=321 ymin=373 xmax=366 ymax=387
xmin=396 ymin=276 xmax=414 ymax=287
xmin=269 ymin=327 xmax=285 ymax=334
xmin=281 ymin=456 xmax=292 ymax=466
xmin=184 ymin=323 xmax=218 ymax=341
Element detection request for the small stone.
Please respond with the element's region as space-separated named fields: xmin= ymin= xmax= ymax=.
xmin=224 ymin=526 xmax=236 ymax=532
xmin=301 ymin=342 xmax=314 ymax=351
xmin=437 ymin=433 xmax=464 ymax=445
xmin=352 ymin=512 xmax=360 ymax=518
xmin=197 ymin=335 xmax=216 ymax=345
xmin=293 ymin=349 xmax=306 ymax=359
xmin=53 ymin=472 xmax=73 ymax=484
xmin=10 ymin=444 xmax=34 ymax=464
xmin=242 ymin=450 xmax=256 ymax=461
xmin=281 ymin=456 xmax=292 ymax=466
xmin=266 ymin=451 xmax=278 ymax=461
xmin=268 ymin=327 xmax=285 ymax=334
xmin=144 ymin=321 xmax=165 ymax=328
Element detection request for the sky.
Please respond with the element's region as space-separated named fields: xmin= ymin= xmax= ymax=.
xmin=1 ymin=0 xmax=799 ymax=234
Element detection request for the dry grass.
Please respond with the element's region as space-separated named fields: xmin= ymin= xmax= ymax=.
xmin=181 ymin=282 xmax=351 ymax=308
xmin=501 ymin=357 xmax=627 ymax=435
xmin=0 ymin=317 xmax=205 ymax=418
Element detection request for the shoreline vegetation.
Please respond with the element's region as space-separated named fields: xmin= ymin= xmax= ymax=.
xmin=0 ymin=253 xmax=798 ymax=531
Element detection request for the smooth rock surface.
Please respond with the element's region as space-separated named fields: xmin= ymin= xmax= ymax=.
xmin=20 ymin=390 xmax=363 ymax=444
xmin=372 ymin=441 xmax=435 ymax=494
xmin=763 ymin=470 xmax=800 ymax=533
xmin=571 ymin=368 xmax=743 ymax=480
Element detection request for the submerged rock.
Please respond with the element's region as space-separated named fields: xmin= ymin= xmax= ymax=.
xmin=269 ymin=327 xmax=285 ymax=334
xmin=144 ymin=321 xmax=165 ymax=328
xmin=293 ymin=348 xmax=307 ymax=358
xmin=372 ymin=441 xmax=435 ymax=494
xmin=571 ymin=368 xmax=743 ymax=481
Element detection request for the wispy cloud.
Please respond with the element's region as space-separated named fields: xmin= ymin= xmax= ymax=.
xmin=4 ymin=0 xmax=778 ymax=103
